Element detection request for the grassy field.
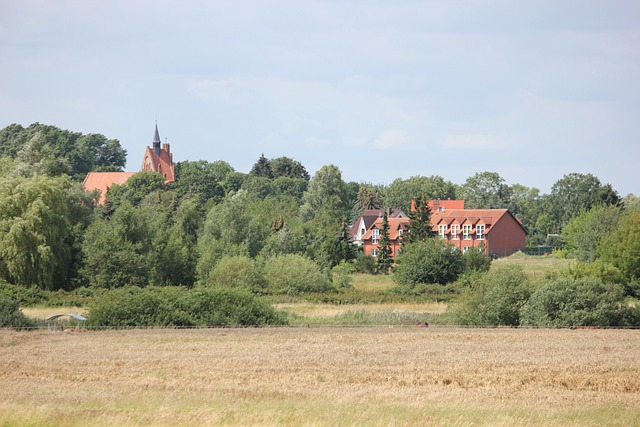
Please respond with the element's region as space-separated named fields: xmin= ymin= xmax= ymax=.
xmin=491 ymin=252 xmax=574 ymax=284
xmin=1 ymin=327 xmax=638 ymax=426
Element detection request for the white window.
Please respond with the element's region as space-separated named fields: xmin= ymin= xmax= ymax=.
xmin=372 ymin=229 xmax=379 ymax=244
xmin=476 ymin=224 xmax=485 ymax=240
xmin=438 ymin=224 xmax=447 ymax=239
xmin=463 ymin=224 xmax=472 ymax=240
xmin=371 ymin=248 xmax=378 ymax=257
xmin=398 ymin=228 xmax=403 ymax=236
xmin=451 ymin=224 xmax=459 ymax=240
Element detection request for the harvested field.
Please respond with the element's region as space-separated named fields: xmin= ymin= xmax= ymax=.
xmin=0 ymin=327 xmax=638 ymax=426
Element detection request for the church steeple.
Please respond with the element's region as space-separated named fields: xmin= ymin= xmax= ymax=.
xmin=152 ymin=122 xmax=161 ymax=156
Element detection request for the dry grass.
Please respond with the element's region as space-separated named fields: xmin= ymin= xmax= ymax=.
xmin=275 ymin=301 xmax=447 ymax=318
xmin=1 ymin=327 xmax=638 ymax=426
xmin=492 ymin=252 xmax=574 ymax=284
xmin=21 ymin=306 xmax=88 ymax=321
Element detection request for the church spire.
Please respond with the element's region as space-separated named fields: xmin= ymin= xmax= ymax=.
xmin=153 ymin=122 xmax=161 ymax=155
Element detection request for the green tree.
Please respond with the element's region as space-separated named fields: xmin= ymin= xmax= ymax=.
xmin=249 ymin=154 xmax=273 ymax=178
xmin=172 ymin=160 xmax=231 ymax=205
xmin=455 ymin=266 xmax=531 ymax=326
xmin=0 ymin=175 xmax=74 ymax=289
xmin=520 ymin=277 xmax=639 ymax=327
xmin=599 ymin=208 xmax=640 ymax=281
xmin=300 ymin=164 xmax=350 ymax=221
xmin=376 ymin=213 xmax=393 ymax=274
xmin=549 ymin=173 xmax=606 ymax=226
xmin=459 ymin=171 xmax=511 ymax=209
xmin=384 ymin=175 xmax=456 ymax=214
xmin=393 ymin=239 xmax=464 ymax=286
xmin=402 ymin=195 xmax=433 ymax=244
xmin=263 ymin=254 xmax=331 ymax=295
xmin=562 ymin=205 xmax=621 ymax=262
xmin=270 ymin=156 xmax=310 ymax=180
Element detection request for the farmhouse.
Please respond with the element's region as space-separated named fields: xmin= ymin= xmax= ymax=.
xmin=359 ymin=200 xmax=526 ymax=259
xmin=83 ymin=123 xmax=176 ymax=204
xmin=350 ymin=208 xmax=407 ymax=246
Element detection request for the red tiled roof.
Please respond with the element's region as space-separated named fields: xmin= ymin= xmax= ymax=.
xmin=362 ymin=217 xmax=409 ymax=240
xmin=430 ymin=209 xmax=516 ymax=233
xmin=83 ymin=172 xmax=137 ymax=204
xmin=142 ymin=146 xmax=175 ymax=182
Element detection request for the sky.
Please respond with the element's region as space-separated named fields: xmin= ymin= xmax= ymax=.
xmin=1 ymin=1 xmax=639 ymax=196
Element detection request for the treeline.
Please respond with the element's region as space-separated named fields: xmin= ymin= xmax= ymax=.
xmin=0 ymin=123 xmax=636 ymax=296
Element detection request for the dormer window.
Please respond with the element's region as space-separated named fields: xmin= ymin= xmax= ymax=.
xmin=438 ymin=224 xmax=447 ymax=239
xmin=451 ymin=224 xmax=459 ymax=240
xmin=372 ymin=229 xmax=379 ymax=244
xmin=476 ymin=224 xmax=485 ymax=240
xmin=463 ymin=224 xmax=472 ymax=240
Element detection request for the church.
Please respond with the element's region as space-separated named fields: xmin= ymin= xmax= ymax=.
xmin=83 ymin=123 xmax=176 ymax=204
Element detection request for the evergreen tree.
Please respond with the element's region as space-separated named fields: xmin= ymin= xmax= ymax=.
xmin=376 ymin=212 xmax=393 ymax=274
xmin=249 ymin=154 xmax=273 ymax=178
xmin=403 ymin=195 xmax=433 ymax=244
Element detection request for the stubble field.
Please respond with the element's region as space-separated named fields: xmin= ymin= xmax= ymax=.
xmin=0 ymin=327 xmax=638 ymax=426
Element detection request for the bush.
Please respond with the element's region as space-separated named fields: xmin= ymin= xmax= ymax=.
xmin=0 ymin=281 xmax=46 ymax=305
xmin=463 ymin=247 xmax=492 ymax=273
xmin=207 ymin=255 xmax=264 ymax=293
xmin=454 ymin=266 xmax=531 ymax=326
xmin=352 ymin=254 xmax=376 ymax=274
xmin=0 ymin=298 xmax=36 ymax=329
xmin=263 ymin=254 xmax=332 ymax=295
xmin=393 ymin=239 xmax=464 ymax=286
xmin=520 ymin=277 xmax=640 ymax=327
xmin=87 ymin=286 xmax=286 ymax=327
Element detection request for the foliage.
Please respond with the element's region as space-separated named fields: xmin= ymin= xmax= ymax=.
xmin=459 ymin=171 xmax=511 ymax=209
xmin=300 ymin=164 xmax=350 ymax=221
xmin=0 ymin=297 xmax=37 ymax=329
xmin=0 ymin=123 xmax=126 ymax=180
xmin=520 ymin=277 xmax=640 ymax=327
xmin=384 ymin=175 xmax=456 ymax=214
xmin=86 ymin=286 xmax=286 ymax=327
xmin=376 ymin=212 xmax=393 ymax=274
xmin=207 ymin=255 xmax=264 ymax=293
xmin=598 ymin=208 xmax=640 ymax=282
xmin=263 ymin=254 xmax=332 ymax=295
xmin=463 ymin=246 xmax=492 ymax=273
xmin=549 ymin=172 xmax=606 ymax=226
xmin=562 ymin=205 xmax=621 ymax=262
xmin=270 ymin=156 xmax=310 ymax=180
xmin=454 ymin=266 xmax=531 ymax=326
xmin=393 ymin=239 xmax=464 ymax=286
xmin=249 ymin=154 xmax=273 ymax=178
xmin=0 ymin=174 xmax=76 ymax=290
xmin=107 ymin=170 xmax=165 ymax=206
xmin=171 ymin=160 xmax=230 ymax=204
xmin=352 ymin=254 xmax=377 ymax=274
xmin=402 ymin=195 xmax=433 ymax=243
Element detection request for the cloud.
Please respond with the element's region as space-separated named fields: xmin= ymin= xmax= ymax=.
xmin=374 ymin=129 xmax=423 ymax=150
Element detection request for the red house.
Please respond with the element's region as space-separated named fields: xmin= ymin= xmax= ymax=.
xmin=431 ymin=208 xmax=526 ymax=258
xmin=361 ymin=200 xmax=526 ymax=259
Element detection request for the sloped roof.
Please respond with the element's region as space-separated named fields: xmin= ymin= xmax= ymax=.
xmin=142 ymin=146 xmax=175 ymax=182
xmin=350 ymin=209 xmax=406 ymax=236
xmin=83 ymin=172 xmax=136 ymax=204
xmin=430 ymin=209 xmax=524 ymax=233
xmin=362 ymin=217 xmax=409 ymax=240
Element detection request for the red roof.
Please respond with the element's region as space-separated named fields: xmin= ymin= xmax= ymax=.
xmin=141 ymin=146 xmax=175 ymax=182
xmin=83 ymin=172 xmax=137 ymax=204
xmin=362 ymin=217 xmax=409 ymax=240
xmin=430 ymin=209 xmax=523 ymax=233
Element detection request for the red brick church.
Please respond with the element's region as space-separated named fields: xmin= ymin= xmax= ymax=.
xmin=83 ymin=124 xmax=176 ymax=204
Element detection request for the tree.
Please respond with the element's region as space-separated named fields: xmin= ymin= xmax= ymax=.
xmin=172 ymin=160 xmax=231 ymax=205
xmin=263 ymin=254 xmax=331 ymax=295
xmin=300 ymin=164 xmax=350 ymax=221
xmin=562 ymin=205 xmax=621 ymax=262
xmin=270 ymin=156 xmax=310 ymax=180
xmin=599 ymin=208 xmax=640 ymax=281
xmin=402 ymin=195 xmax=433 ymax=244
xmin=107 ymin=171 xmax=165 ymax=206
xmin=376 ymin=213 xmax=393 ymax=274
xmin=455 ymin=266 xmax=531 ymax=326
xmin=520 ymin=277 xmax=639 ymax=327
xmin=459 ymin=171 xmax=511 ymax=209
xmin=0 ymin=175 xmax=75 ymax=290
xmin=549 ymin=173 xmax=605 ymax=226
xmin=385 ymin=175 xmax=456 ymax=214
xmin=249 ymin=154 xmax=273 ymax=178
xmin=393 ymin=239 xmax=464 ymax=286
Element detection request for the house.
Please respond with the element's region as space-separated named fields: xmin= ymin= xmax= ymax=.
xmin=350 ymin=208 xmax=406 ymax=245
xmin=82 ymin=171 xmax=137 ymax=205
xmin=360 ymin=200 xmax=526 ymax=259
xmin=361 ymin=216 xmax=408 ymax=258
xmin=431 ymin=208 xmax=526 ymax=258
xmin=83 ymin=123 xmax=176 ymax=204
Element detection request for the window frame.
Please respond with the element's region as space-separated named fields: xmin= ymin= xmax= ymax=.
xmin=462 ymin=224 xmax=472 ymax=240
xmin=371 ymin=228 xmax=379 ymax=244
xmin=476 ymin=224 xmax=485 ymax=240
xmin=450 ymin=224 xmax=459 ymax=240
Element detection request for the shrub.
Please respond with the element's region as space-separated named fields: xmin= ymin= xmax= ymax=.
xmin=520 ymin=277 xmax=640 ymax=327
xmin=454 ymin=266 xmax=531 ymax=326
xmin=87 ymin=286 xmax=286 ymax=327
xmin=207 ymin=255 xmax=264 ymax=293
xmin=393 ymin=239 xmax=464 ymax=286
xmin=0 ymin=298 xmax=36 ymax=329
xmin=352 ymin=254 xmax=376 ymax=274
xmin=463 ymin=246 xmax=492 ymax=273
xmin=263 ymin=254 xmax=331 ymax=295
